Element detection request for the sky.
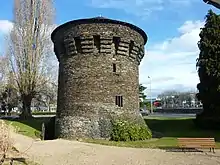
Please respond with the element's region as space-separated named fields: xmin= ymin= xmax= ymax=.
xmin=0 ymin=0 xmax=220 ymax=97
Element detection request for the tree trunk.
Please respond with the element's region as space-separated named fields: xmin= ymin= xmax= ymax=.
xmin=19 ymin=94 xmax=33 ymax=119
xmin=47 ymin=100 xmax=51 ymax=112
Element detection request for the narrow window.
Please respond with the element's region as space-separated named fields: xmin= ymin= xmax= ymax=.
xmin=120 ymin=96 xmax=123 ymax=107
xmin=74 ymin=37 xmax=81 ymax=53
xmin=113 ymin=63 xmax=116 ymax=72
xmin=93 ymin=35 xmax=100 ymax=52
xmin=115 ymin=96 xmax=123 ymax=107
xmin=113 ymin=36 xmax=120 ymax=54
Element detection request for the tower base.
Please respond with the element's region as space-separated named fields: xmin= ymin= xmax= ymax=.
xmin=55 ymin=102 xmax=144 ymax=140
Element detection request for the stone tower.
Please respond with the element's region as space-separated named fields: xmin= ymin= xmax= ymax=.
xmin=51 ymin=17 xmax=147 ymax=139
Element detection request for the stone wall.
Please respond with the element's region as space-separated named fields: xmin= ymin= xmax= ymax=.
xmin=52 ymin=17 xmax=147 ymax=139
xmin=53 ymin=23 xmax=145 ymax=64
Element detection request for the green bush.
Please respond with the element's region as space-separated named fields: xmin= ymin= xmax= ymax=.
xmin=110 ymin=118 xmax=152 ymax=141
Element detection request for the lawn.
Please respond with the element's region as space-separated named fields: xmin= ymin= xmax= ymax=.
xmin=85 ymin=117 xmax=220 ymax=148
xmin=3 ymin=117 xmax=50 ymax=139
xmin=3 ymin=159 xmax=39 ymax=165
xmin=3 ymin=116 xmax=220 ymax=148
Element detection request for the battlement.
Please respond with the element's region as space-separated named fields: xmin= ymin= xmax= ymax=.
xmin=60 ymin=34 xmax=145 ymax=64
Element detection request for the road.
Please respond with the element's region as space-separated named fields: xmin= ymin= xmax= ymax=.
xmin=0 ymin=114 xmax=55 ymax=119
xmin=148 ymin=113 xmax=196 ymax=118
xmin=0 ymin=113 xmax=196 ymax=119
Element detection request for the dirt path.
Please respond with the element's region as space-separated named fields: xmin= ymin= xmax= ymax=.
xmin=12 ymin=133 xmax=220 ymax=165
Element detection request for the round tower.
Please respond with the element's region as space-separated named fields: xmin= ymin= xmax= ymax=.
xmin=51 ymin=17 xmax=148 ymax=139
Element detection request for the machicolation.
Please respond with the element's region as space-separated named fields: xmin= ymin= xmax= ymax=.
xmin=51 ymin=16 xmax=148 ymax=139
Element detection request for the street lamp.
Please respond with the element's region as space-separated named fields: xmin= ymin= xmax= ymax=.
xmin=148 ymin=76 xmax=153 ymax=114
xmin=203 ymin=0 xmax=220 ymax=9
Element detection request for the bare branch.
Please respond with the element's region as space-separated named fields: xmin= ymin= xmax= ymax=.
xmin=5 ymin=0 xmax=57 ymax=118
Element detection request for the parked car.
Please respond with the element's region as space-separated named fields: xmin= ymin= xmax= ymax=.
xmin=140 ymin=109 xmax=149 ymax=116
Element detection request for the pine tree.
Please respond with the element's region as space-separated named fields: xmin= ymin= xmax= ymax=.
xmin=196 ymin=10 xmax=220 ymax=117
xmin=139 ymin=84 xmax=147 ymax=108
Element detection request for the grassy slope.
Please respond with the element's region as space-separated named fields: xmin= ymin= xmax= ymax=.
xmin=3 ymin=159 xmax=39 ymax=165
xmin=3 ymin=116 xmax=220 ymax=148
xmin=1 ymin=118 xmax=43 ymax=165
xmin=3 ymin=117 xmax=50 ymax=139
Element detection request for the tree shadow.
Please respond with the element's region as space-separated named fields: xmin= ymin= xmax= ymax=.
xmin=12 ymin=157 xmax=29 ymax=165
xmin=158 ymin=147 xmax=204 ymax=152
xmin=158 ymin=146 xmax=220 ymax=156
xmin=145 ymin=118 xmax=220 ymax=142
xmin=4 ymin=116 xmax=51 ymax=132
xmin=4 ymin=157 xmax=31 ymax=165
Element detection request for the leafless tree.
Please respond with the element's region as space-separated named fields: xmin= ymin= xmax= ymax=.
xmin=6 ymin=0 xmax=56 ymax=119
xmin=0 ymin=56 xmax=8 ymax=92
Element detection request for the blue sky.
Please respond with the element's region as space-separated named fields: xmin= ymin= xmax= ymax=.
xmin=0 ymin=0 xmax=220 ymax=97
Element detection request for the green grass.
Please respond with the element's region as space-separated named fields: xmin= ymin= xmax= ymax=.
xmin=32 ymin=111 xmax=56 ymax=115
xmin=3 ymin=117 xmax=50 ymax=139
xmin=84 ymin=137 xmax=177 ymax=148
xmin=3 ymin=116 xmax=220 ymax=149
xmin=145 ymin=117 xmax=220 ymax=138
xmin=3 ymin=159 xmax=39 ymax=165
xmin=85 ymin=116 xmax=220 ymax=148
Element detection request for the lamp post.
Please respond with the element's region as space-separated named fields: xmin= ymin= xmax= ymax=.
xmin=148 ymin=76 xmax=153 ymax=114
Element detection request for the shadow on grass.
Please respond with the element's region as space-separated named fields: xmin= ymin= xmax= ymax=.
xmin=4 ymin=157 xmax=36 ymax=165
xmin=3 ymin=116 xmax=52 ymax=139
xmin=145 ymin=118 xmax=220 ymax=142
xmin=12 ymin=157 xmax=29 ymax=165
xmin=6 ymin=117 xmax=51 ymax=131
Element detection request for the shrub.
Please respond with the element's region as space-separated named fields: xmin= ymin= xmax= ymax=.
xmin=110 ymin=118 xmax=152 ymax=141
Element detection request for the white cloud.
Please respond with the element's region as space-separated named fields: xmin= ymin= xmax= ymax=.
xmin=0 ymin=19 xmax=58 ymax=79
xmin=0 ymin=18 xmax=204 ymax=98
xmin=0 ymin=19 xmax=57 ymax=36
xmin=0 ymin=20 xmax=13 ymax=34
xmin=90 ymin=0 xmax=162 ymax=17
xmin=89 ymin=0 xmax=196 ymax=18
xmin=178 ymin=20 xmax=203 ymax=34
xmin=139 ymin=20 xmax=205 ymax=97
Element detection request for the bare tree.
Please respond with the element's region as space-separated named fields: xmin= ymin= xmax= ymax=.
xmin=0 ymin=56 xmax=8 ymax=92
xmin=6 ymin=0 xmax=56 ymax=119
xmin=32 ymin=82 xmax=57 ymax=112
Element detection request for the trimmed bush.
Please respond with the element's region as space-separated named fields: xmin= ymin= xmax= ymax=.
xmin=110 ymin=118 xmax=152 ymax=141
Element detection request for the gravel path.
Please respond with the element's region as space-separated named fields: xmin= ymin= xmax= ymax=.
xmin=12 ymin=133 xmax=220 ymax=165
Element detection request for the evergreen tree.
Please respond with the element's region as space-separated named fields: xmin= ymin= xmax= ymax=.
xmin=139 ymin=84 xmax=147 ymax=100
xmin=196 ymin=10 xmax=220 ymax=117
xmin=139 ymin=84 xmax=147 ymax=108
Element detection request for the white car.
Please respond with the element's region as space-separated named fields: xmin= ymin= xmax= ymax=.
xmin=140 ymin=109 xmax=150 ymax=116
